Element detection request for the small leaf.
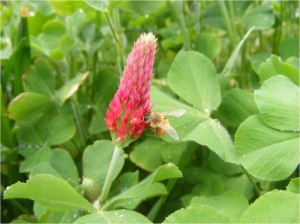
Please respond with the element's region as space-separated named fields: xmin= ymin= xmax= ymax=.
xmin=255 ymin=75 xmax=300 ymax=131
xmin=85 ymin=0 xmax=108 ymax=11
xmin=287 ymin=178 xmax=299 ymax=194
xmin=50 ymin=0 xmax=91 ymax=16
xmin=75 ymin=210 xmax=151 ymax=223
xmin=168 ymin=51 xmax=221 ymax=112
xmin=20 ymin=147 xmax=52 ymax=173
xmin=8 ymin=92 xmax=53 ymax=122
xmin=82 ymin=140 xmax=124 ymax=190
xmin=239 ymin=190 xmax=299 ymax=223
xmin=279 ymin=37 xmax=300 ymax=60
xmin=257 ymin=54 xmax=299 ymax=86
xmin=235 ymin=115 xmax=299 ymax=181
xmin=241 ymin=3 xmax=275 ymax=30
xmin=215 ymin=88 xmax=258 ymax=127
xmin=47 ymin=114 xmax=76 ymax=145
xmin=109 ymin=1 xmax=165 ymax=14
xmin=163 ymin=204 xmax=230 ymax=223
xmin=48 ymin=149 xmax=79 ymax=187
xmin=195 ymin=34 xmax=221 ymax=59
xmin=4 ymin=174 xmax=96 ymax=212
xmin=23 ymin=59 xmax=55 ymax=97
xmin=55 ymin=72 xmax=89 ymax=105
xmin=103 ymin=163 xmax=182 ymax=210
xmin=130 ymin=138 xmax=163 ymax=171
xmin=190 ymin=191 xmax=249 ymax=222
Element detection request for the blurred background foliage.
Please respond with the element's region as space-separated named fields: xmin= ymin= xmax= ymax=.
xmin=1 ymin=0 xmax=299 ymax=223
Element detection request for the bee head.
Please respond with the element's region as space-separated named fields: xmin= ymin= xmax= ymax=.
xmin=144 ymin=112 xmax=150 ymax=123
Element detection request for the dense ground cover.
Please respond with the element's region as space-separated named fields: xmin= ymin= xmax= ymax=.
xmin=1 ymin=0 xmax=299 ymax=223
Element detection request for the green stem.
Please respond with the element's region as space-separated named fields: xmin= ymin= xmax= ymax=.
xmin=228 ymin=0 xmax=238 ymax=39
xmin=100 ymin=145 xmax=122 ymax=205
xmin=168 ymin=1 xmax=191 ymax=50
xmin=104 ymin=10 xmax=123 ymax=76
xmin=70 ymin=100 xmax=87 ymax=148
xmin=242 ymin=166 xmax=261 ymax=196
xmin=218 ymin=0 xmax=236 ymax=47
xmin=147 ymin=179 xmax=177 ymax=221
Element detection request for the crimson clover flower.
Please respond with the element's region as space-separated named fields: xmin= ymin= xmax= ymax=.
xmin=105 ymin=33 xmax=157 ymax=146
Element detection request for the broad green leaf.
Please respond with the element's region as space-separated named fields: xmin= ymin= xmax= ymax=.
xmin=255 ymin=75 xmax=300 ymax=131
xmin=151 ymin=86 xmax=238 ymax=164
xmin=88 ymin=111 xmax=108 ymax=135
xmin=47 ymin=114 xmax=76 ymax=145
xmin=103 ymin=163 xmax=182 ymax=210
xmin=30 ymin=163 xmax=65 ymax=182
xmin=257 ymin=55 xmax=299 ymax=85
xmin=202 ymin=3 xmax=226 ymax=30
xmin=215 ymin=88 xmax=258 ymax=127
xmin=190 ymin=191 xmax=249 ymax=222
xmin=279 ymin=37 xmax=300 ymax=60
xmin=286 ymin=57 xmax=300 ymax=69
xmin=48 ymin=149 xmax=79 ymax=187
xmin=224 ymin=175 xmax=254 ymax=200
xmin=130 ymin=138 xmax=186 ymax=171
xmin=195 ymin=34 xmax=221 ymax=59
xmin=20 ymin=147 xmax=52 ymax=173
xmin=287 ymin=178 xmax=299 ymax=194
xmin=23 ymin=59 xmax=55 ymax=97
xmin=85 ymin=0 xmax=108 ymax=11
xmin=183 ymin=118 xmax=237 ymax=163
xmin=34 ymin=202 xmax=80 ymax=223
xmin=183 ymin=166 xmax=224 ymax=197
xmin=130 ymin=138 xmax=163 ymax=171
xmin=239 ymin=190 xmax=299 ymax=223
xmin=241 ymin=3 xmax=275 ymax=30
xmin=109 ymin=172 xmax=139 ymax=198
xmin=55 ymin=72 xmax=89 ymax=105
xmin=163 ymin=204 xmax=230 ymax=223
xmin=109 ymin=1 xmax=165 ymax=14
xmin=4 ymin=174 xmax=96 ymax=212
xmin=202 ymin=1 xmax=250 ymax=30
xmin=15 ymin=116 xmax=50 ymax=156
xmin=168 ymin=51 xmax=221 ymax=112
xmin=8 ymin=92 xmax=53 ymax=122
xmin=82 ymin=140 xmax=124 ymax=190
xmin=235 ymin=115 xmax=299 ymax=181
xmin=50 ymin=0 xmax=91 ymax=16
xmin=75 ymin=210 xmax=151 ymax=223
xmin=250 ymin=52 xmax=270 ymax=73
xmin=208 ymin=152 xmax=242 ymax=176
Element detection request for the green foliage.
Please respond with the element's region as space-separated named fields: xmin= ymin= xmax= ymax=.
xmin=239 ymin=190 xmax=299 ymax=223
xmin=4 ymin=174 xmax=96 ymax=212
xmin=1 ymin=0 xmax=299 ymax=223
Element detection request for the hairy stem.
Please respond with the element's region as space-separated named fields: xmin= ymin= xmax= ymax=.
xmin=100 ymin=145 xmax=122 ymax=205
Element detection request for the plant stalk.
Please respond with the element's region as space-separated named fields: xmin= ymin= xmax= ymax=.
xmin=242 ymin=166 xmax=261 ymax=196
xmin=104 ymin=10 xmax=123 ymax=76
xmin=218 ymin=0 xmax=236 ymax=47
xmin=168 ymin=1 xmax=191 ymax=50
xmin=70 ymin=100 xmax=87 ymax=148
xmin=147 ymin=179 xmax=177 ymax=221
xmin=100 ymin=145 xmax=122 ymax=205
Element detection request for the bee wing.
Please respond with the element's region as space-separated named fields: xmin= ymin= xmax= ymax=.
xmin=157 ymin=123 xmax=179 ymax=140
xmin=161 ymin=109 xmax=186 ymax=117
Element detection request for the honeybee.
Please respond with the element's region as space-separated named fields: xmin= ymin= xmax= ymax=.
xmin=144 ymin=109 xmax=186 ymax=140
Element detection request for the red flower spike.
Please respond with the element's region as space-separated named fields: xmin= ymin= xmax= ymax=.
xmin=105 ymin=33 xmax=157 ymax=146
